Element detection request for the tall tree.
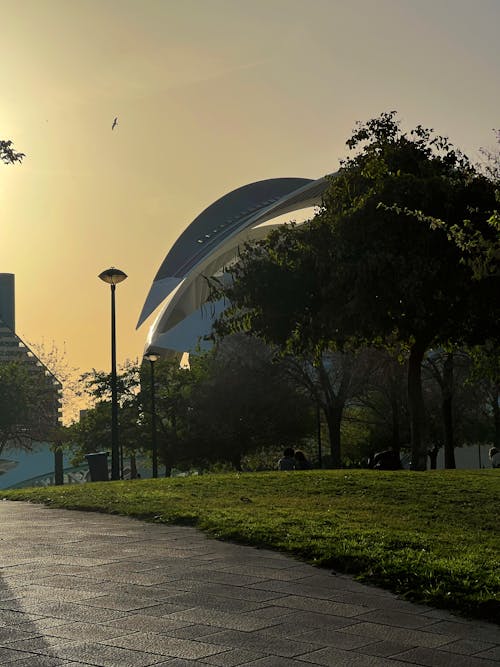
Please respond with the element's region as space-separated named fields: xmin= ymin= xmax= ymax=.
xmin=283 ymin=349 xmax=379 ymax=466
xmin=139 ymin=355 xmax=193 ymax=476
xmin=214 ymin=112 xmax=499 ymax=470
xmin=71 ymin=363 xmax=145 ymax=475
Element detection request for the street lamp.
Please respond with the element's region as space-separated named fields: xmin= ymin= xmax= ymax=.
xmin=99 ymin=267 xmax=127 ymax=481
xmin=144 ymin=352 xmax=160 ymax=478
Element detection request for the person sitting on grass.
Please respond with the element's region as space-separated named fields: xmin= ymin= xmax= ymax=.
xmin=489 ymin=447 xmax=500 ymax=469
xmin=294 ymin=450 xmax=312 ymax=470
xmin=277 ymin=447 xmax=296 ymax=470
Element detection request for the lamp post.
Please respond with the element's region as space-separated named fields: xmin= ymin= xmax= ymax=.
xmin=144 ymin=352 xmax=160 ymax=478
xmin=99 ymin=267 xmax=127 ymax=481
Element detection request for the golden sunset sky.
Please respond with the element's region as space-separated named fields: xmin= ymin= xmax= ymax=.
xmin=1 ymin=0 xmax=499 ymax=415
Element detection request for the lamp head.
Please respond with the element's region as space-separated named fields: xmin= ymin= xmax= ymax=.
xmin=99 ymin=267 xmax=128 ymax=285
xmin=144 ymin=352 xmax=161 ymax=363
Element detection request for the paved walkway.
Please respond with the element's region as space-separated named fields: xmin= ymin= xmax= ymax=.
xmin=0 ymin=501 xmax=498 ymax=667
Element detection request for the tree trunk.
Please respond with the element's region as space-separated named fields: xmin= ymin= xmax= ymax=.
xmin=129 ymin=453 xmax=138 ymax=479
xmin=390 ymin=394 xmax=401 ymax=454
xmin=491 ymin=387 xmax=500 ymax=449
xmin=54 ymin=446 xmax=64 ymax=485
xmin=316 ymin=402 xmax=323 ymax=468
xmin=442 ymin=353 xmax=456 ymax=469
xmin=324 ymin=404 xmax=343 ymax=468
xmin=427 ymin=444 xmax=439 ymax=470
xmin=408 ymin=341 xmax=427 ymax=471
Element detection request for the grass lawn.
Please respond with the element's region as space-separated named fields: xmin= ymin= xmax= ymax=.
xmin=3 ymin=469 xmax=499 ymax=624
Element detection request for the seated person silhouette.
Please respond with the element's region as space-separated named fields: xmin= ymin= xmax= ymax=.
xmin=370 ymin=449 xmax=402 ymax=470
xmin=294 ymin=450 xmax=312 ymax=470
xmin=278 ymin=447 xmax=296 ymax=470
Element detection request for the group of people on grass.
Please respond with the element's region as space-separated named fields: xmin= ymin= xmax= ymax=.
xmin=277 ymin=446 xmax=500 ymax=471
xmin=277 ymin=447 xmax=313 ymax=470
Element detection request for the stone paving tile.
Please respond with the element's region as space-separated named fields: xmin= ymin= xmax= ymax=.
xmin=476 ymin=646 xmax=500 ymax=661
xmin=15 ymin=557 xmax=116 ymax=568
xmin=139 ymin=602 xmax=209 ymax=618
xmin=422 ymin=619 xmax=500 ymax=643
xmin=0 ymin=593 xmax=18 ymax=605
xmin=0 ymin=655 xmax=69 ymax=666
xmin=36 ymin=620 xmax=134 ymax=643
xmin=82 ymin=593 xmax=168 ymax=613
xmin=268 ymin=593 xmax=370 ymax=617
xmin=237 ymin=659 xmax=323 ymax=667
xmin=102 ymin=613 xmax=194 ymax=634
xmin=263 ymin=614 xmax=360 ymax=636
xmin=163 ymin=608 xmax=284 ymax=632
xmin=0 ymin=609 xmax=47 ymax=627
xmin=193 ymin=628 xmax=318 ymax=658
xmin=328 ymin=591 xmax=435 ymax=613
xmin=238 ymin=605 xmax=299 ymax=621
xmin=248 ymin=574 xmax=372 ymax=599
xmin=273 ymin=572 xmax=397 ymax=595
xmin=104 ymin=632 xmax=231 ymax=660
xmin=164 ymin=624 xmax=225 ymax=640
xmin=8 ymin=585 xmax=105 ymax=604
xmin=358 ymin=639 xmax=421 ymax=658
xmin=162 ymin=572 xmax=265 ymax=588
xmin=293 ymin=627 xmax=380 ymax=650
xmin=44 ymin=640 xmax=166 ymax=666
xmin=420 ymin=608 xmax=467 ymax=621
xmin=162 ymin=581 xmax=284 ymax=604
xmin=340 ymin=621 xmax=456 ymax=648
xmin=35 ymin=575 xmax=171 ymax=599
xmin=157 ymin=592 xmax=265 ymax=614
xmin=0 ymin=646 xmax=47 ymax=664
xmin=214 ymin=564 xmax=314 ymax=581
xmin=0 ymin=626 xmax=40 ymax=644
xmin=298 ymin=645 xmax=413 ymax=666
xmin=16 ymin=617 xmax=74 ymax=633
xmin=353 ymin=608 xmax=442 ymax=629
xmin=0 ymin=601 xmax=128 ymax=624
xmin=150 ymin=660 xmax=210 ymax=666
xmin=3 ymin=635 xmax=81 ymax=654
xmin=391 ymin=645 xmax=500 ymax=666
xmin=122 ymin=572 xmax=187 ymax=587
xmin=436 ymin=638 xmax=498 ymax=655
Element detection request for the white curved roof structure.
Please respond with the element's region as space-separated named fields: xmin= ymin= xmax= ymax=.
xmin=138 ymin=176 xmax=331 ymax=355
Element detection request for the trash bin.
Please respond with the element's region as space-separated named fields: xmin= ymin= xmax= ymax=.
xmin=86 ymin=452 xmax=109 ymax=482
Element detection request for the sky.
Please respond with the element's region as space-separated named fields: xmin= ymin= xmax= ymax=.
xmin=1 ymin=0 xmax=499 ymax=419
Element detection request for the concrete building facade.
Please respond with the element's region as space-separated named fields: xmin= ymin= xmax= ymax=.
xmin=0 ymin=273 xmax=63 ymax=488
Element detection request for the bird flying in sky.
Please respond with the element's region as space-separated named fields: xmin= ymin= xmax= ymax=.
xmin=112 ymin=117 xmax=118 ymax=130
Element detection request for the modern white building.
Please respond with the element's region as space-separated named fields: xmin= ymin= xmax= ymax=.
xmin=138 ymin=176 xmax=331 ymax=356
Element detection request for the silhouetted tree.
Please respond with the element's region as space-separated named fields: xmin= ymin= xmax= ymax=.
xmin=1 ymin=140 xmax=24 ymax=165
xmin=213 ymin=112 xmax=499 ymax=470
